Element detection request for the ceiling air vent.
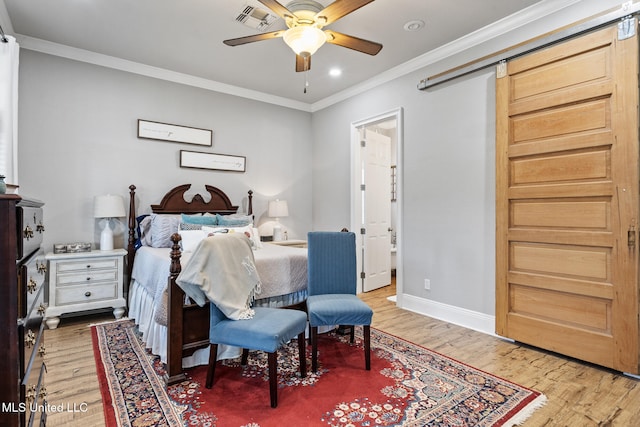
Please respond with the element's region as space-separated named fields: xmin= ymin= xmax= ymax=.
xmin=236 ymin=3 xmax=279 ymax=31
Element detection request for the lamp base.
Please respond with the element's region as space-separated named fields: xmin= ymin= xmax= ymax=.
xmin=273 ymin=225 xmax=283 ymax=242
xmin=100 ymin=220 xmax=114 ymax=251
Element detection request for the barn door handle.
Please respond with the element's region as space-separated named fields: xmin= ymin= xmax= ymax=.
xmin=628 ymin=226 xmax=636 ymax=249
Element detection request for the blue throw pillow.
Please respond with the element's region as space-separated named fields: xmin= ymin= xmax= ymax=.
xmin=181 ymin=213 xmax=218 ymax=225
xmin=216 ymin=213 xmax=253 ymax=226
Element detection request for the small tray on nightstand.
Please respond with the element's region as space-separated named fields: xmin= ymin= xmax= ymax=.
xmin=53 ymin=242 xmax=92 ymax=253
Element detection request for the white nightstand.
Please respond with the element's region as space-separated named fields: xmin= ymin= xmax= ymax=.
xmin=45 ymin=248 xmax=127 ymax=329
xmin=267 ymin=239 xmax=307 ymax=248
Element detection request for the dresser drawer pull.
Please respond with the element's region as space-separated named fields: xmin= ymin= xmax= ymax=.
xmin=25 ymin=329 xmax=36 ymax=347
xmin=37 ymin=262 xmax=47 ymax=275
xmin=37 ymin=221 xmax=45 ymax=233
xmin=37 ymin=303 xmax=47 ymax=316
xmin=24 ymin=225 xmax=34 ymax=240
xmin=85 ymin=291 xmax=92 ymax=297
xmin=39 ymin=385 xmax=47 ymax=399
xmin=39 ymin=344 xmax=46 ymax=357
xmin=28 ymin=278 xmax=38 ymax=293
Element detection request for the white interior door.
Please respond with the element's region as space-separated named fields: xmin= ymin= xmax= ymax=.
xmin=362 ymin=128 xmax=391 ymax=292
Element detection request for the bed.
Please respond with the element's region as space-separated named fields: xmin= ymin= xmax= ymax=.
xmin=125 ymin=184 xmax=308 ymax=385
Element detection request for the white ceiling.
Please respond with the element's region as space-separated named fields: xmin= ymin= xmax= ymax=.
xmin=2 ymin=0 xmax=557 ymax=108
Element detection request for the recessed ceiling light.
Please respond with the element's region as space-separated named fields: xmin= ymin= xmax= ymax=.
xmin=329 ymin=68 xmax=342 ymax=77
xmin=403 ymin=20 xmax=425 ymax=32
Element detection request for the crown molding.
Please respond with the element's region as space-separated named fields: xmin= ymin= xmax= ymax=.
xmin=11 ymin=0 xmax=582 ymax=113
xmin=310 ymin=0 xmax=582 ymax=111
xmin=16 ymin=35 xmax=313 ymax=113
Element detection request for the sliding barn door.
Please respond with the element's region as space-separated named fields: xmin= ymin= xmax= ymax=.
xmin=496 ymin=23 xmax=639 ymax=373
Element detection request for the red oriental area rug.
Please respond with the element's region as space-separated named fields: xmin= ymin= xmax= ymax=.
xmin=92 ymin=319 xmax=546 ymax=426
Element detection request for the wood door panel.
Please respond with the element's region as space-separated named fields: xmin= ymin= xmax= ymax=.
xmin=511 ymin=150 xmax=610 ymax=185
xmin=511 ymin=48 xmax=609 ymax=102
xmin=511 ymin=244 xmax=609 ymax=281
xmin=511 ymin=200 xmax=609 ymax=229
xmin=510 ymin=284 xmax=611 ymax=331
xmin=512 ymin=99 xmax=609 ymax=143
xmin=507 ymin=314 xmax=614 ymax=367
xmin=496 ymin=23 xmax=639 ymax=374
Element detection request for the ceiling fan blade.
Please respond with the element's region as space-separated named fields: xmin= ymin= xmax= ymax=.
xmin=223 ymin=30 xmax=284 ymax=47
xmin=257 ymin=0 xmax=295 ymax=20
xmin=315 ymin=0 xmax=375 ymax=26
xmin=296 ymin=54 xmax=311 ymax=72
xmin=324 ymin=30 xmax=382 ymax=55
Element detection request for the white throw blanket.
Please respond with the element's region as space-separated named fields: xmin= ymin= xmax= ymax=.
xmin=176 ymin=233 xmax=262 ymax=320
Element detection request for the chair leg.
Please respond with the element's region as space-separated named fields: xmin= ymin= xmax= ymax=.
xmin=363 ymin=325 xmax=371 ymax=371
xmin=268 ymin=352 xmax=278 ymax=408
xmin=297 ymin=331 xmax=307 ymax=378
xmin=350 ymin=325 xmax=355 ymax=343
xmin=241 ymin=348 xmax=249 ymax=365
xmin=205 ymin=343 xmax=219 ymax=388
xmin=311 ymin=326 xmax=319 ymax=372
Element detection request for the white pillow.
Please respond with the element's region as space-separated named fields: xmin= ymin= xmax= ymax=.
xmin=202 ymin=225 xmax=258 ymax=249
xmin=178 ymin=229 xmax=207 ymax=252
xmin=149 ymin=214 xmax=181 ymax=248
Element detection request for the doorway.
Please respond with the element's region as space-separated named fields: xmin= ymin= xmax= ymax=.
xmin=351 ymin=108 xmax=403 ymax=302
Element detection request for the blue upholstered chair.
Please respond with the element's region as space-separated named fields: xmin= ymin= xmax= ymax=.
xmin=306 ymin=231 xmax=373 ymax=372
xmin=205 ymin=303 xmax=308 ymax=408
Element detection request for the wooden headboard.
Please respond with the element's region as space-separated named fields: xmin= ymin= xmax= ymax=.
xmin=126 ymin=184 xmax=253 ymax=287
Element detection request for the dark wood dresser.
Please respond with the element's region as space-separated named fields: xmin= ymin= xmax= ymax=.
xmin=0 ymin=195 xmax=47 ymax=427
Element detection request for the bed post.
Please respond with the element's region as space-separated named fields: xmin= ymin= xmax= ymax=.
xmin=165 ymin=233 xmax=188 ymax=385
xmin=126 ymin=185 xmax=136 ymax=299
xmin=248 ymin=189 xmax=253 ymax=216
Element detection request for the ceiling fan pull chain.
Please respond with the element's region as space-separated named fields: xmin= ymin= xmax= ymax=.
xmin=304 ymin=71 xmax=309 ymax=93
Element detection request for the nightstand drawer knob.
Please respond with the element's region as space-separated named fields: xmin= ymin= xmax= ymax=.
xmin=85 ymin=291 xmax=92 ymax=297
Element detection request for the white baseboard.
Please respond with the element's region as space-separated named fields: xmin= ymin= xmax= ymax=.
xmin=398 ymin=293 xmax=498 ymax=337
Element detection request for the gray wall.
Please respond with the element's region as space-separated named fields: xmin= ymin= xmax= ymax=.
xmin=310 ymin=0 xmax=622 ymax=317
xmin=17 ymin=51 xmax=313 ymax=250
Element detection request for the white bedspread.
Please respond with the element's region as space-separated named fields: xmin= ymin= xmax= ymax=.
xmin=131 ymin=243 xmax=307 ymax=310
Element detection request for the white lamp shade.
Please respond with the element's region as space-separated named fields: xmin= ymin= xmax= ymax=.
xmin=94 ymin=195 xmax=126 ymax=218
xmin=283 ymin=26 xmax=327 ymax=56
xmin=268 ymin=199 xmax=289 ymax=219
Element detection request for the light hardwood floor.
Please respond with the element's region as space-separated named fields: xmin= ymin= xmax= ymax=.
xmin=44 ymin=283 xmax=639 ymax=426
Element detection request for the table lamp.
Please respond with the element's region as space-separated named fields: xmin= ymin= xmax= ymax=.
xmin=94 ymin=194 xmax=126 ymax=251
xmin=268 ymin=199 xmax=288 ymax=241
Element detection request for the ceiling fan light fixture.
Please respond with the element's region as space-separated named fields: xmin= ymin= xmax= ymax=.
xmin=283 ymin=25 xmax=327 ymax=56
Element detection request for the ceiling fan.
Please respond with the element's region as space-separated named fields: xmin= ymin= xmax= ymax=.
xmin=223 ymin=0 xmax=382 ymax=72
